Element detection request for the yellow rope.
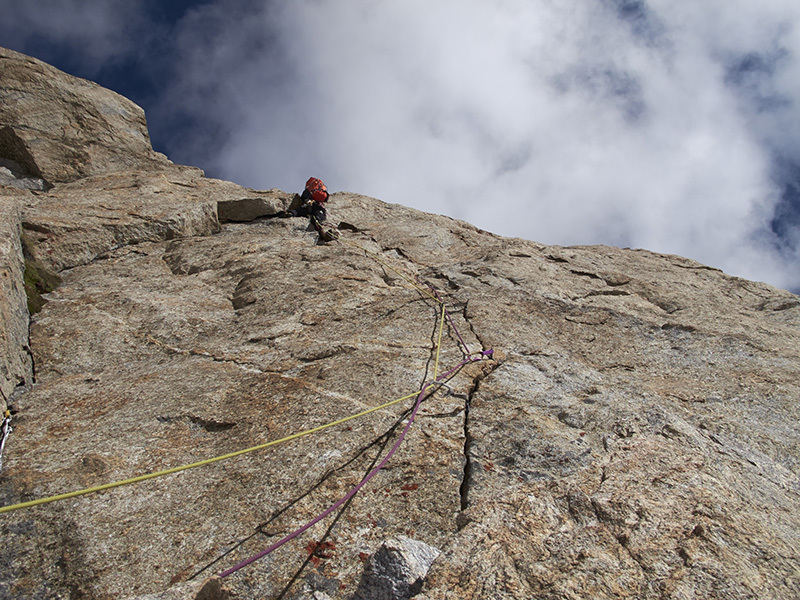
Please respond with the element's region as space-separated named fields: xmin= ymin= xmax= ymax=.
xmin=342 ymin=236 xmax=448 ymax=380
xmin=0 ymin=390 xmax=420 ymax=515
xmin=0 ymin=231 xmax=458 ymax=515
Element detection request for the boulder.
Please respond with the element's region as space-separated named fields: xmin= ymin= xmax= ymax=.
xmin=354 ymin=536 xmax=441 ymax=600
xmin=217 ymin=190 xmax=294 ymax=222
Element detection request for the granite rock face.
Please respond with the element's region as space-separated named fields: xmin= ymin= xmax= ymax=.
xmin=0 ymin=46 xmax=169 ymax=185
xmin=1 ymin=47 xmax=800 ymax=600
xmin=19 ymin=166 xmax=281 ymax=272
xmin=0 ymin=191 xmax=32 ymax=412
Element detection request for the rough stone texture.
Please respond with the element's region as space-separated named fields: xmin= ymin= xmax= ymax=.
xmin=0 ymin=190 xmax=32 ymax=410
xmin=20 ymin=166 xmax=294 ymax=272
xmin=0 ymin=46 xmax=170 ymax=185
xmin=1 ymin=46 xmax=800 ymax=600
xmin=3 ymin=193 xmax=798 ymax=600
xmin=354 ymin=536 xmax=441 ymax=600
xmin=126 ymin=577 xmax=230 ymax=600
xmin=0 ymin=203 xmax=479 ymax=599
xmin=0 ymin=157 xmax=47 ymax=190
xmin=217 ymin=190 xmax=294 ymax=222
xmin=415 ymin=238 xmax=800 ymax=600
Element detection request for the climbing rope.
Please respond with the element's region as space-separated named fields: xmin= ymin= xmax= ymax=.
xmin=0 ymin=390 xmax=420 ymax=515
xmin=222 ymin=384 xmax=428 ymax=578
xmin=219 ymin=341 xmax=493 ymax=578
xmin=218 ymin=233 xmax=495 ymax=577
xmin=433 ymin=299 xmax=446 ymax=380
xmin=0 ymin=224 xmax=495 ymax=585
xmin=426 ymin=285 xmax=472 ymax=355
xmin=0 ymin=231 xmax=481 ymax=516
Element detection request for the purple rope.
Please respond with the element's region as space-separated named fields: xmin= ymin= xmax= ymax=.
xmin=426 ymin=284 xmax=472 ymax=356
xmin=219 ymin=350 xmax=492 ymax=578
xmin=443 ymin=306 xmax=471 ymax=356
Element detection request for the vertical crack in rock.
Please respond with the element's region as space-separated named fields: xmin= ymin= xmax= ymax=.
xmin=459 ymin=386 xmax=474 ymax=511
xmin=457 ymin=303 xmax=498 ymax=512
xmin=459 ymin=360 xmax=500 ymax=511
xmin=461 ymin=300 xmax=487 ymax=355
xmin=458 ymin=363 xmax=494 ymax=512
xmin=26 ymin=332 xmax=35 ymax=385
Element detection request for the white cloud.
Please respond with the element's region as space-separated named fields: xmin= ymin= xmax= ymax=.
xmin=0 ymin=0 xmax=158 ymax=73
xmin=4 ymin=0 xmax=800 ymax=291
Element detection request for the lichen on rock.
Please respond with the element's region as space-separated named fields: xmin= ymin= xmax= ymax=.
xmin=20 ymin=231 xmax=61 ymax=314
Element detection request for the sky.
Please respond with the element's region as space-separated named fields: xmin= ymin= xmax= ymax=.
xmin=1 ymin=0 xmax=799 ymax=293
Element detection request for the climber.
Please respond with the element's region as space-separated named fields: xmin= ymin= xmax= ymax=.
xmin=282 ymin=177 xmax=328 ymax=222
xmin=280 ymin=177 xmax=338 ymax=241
